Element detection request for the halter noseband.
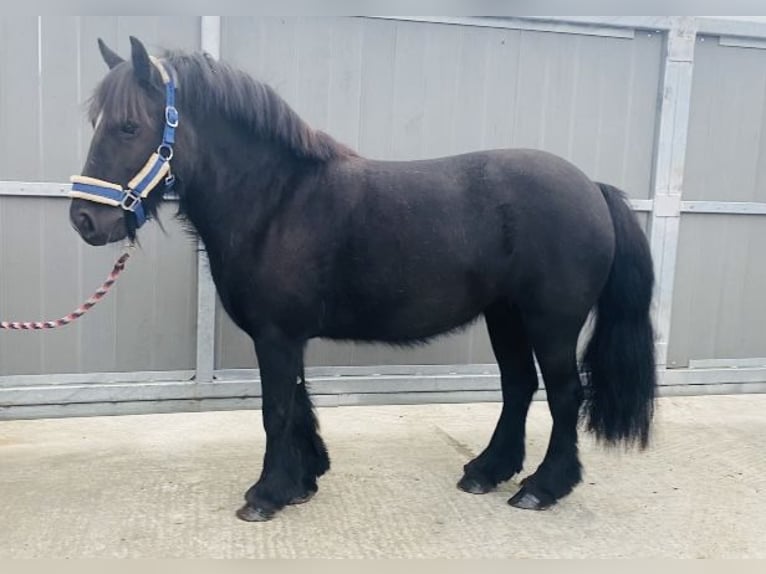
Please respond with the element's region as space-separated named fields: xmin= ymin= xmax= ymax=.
xmin=69 ymin=57 xmax=178 ymax=228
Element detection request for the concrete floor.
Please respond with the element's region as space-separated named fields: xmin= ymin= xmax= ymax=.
xmin=0 ymin=394 xmax=764 ymax=558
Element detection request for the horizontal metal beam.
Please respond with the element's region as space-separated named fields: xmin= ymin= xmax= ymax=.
xmin=681 ymin=201 xmax=766 ymax=215
xmin=0 ymin=181 xmax=70 ymax=197
xmin=718 ymin=35 xmax=766 ymax=50
xmin=630 ymin=199 xmax=654 ymax=212
xmin=367 ymin=16 xmax=636 ymax=39
xmin=3 ymin=380 xmax=765 ymax=421
xmin=3 ymin=364 xmax=765 ymax=411
xmin=5 ymin=360 xmax=766 ymax=391
xmin=660 ymin=367 xmax=766 ymax=386
xmin=521 ymin=16 xmax=672 ymax=32
xmin=216 ymin=364 xmax=501 ymax=379
xmin=0 ymin=180 xmax=178 ymax=200
xmin=0 ymin=369 xmax=194 ymax=389
xmin=0 ymin=392 xmax=504 ymax=420
xmin=0 ymin=180 xmax=655 ymax=218
xmin=0 ymin=374 xmax=501 ymax=406
xmin=698 ymin=17 xmax=766 ymax=40
xmin=2 ymin=189 xmax=757 ymax=218
xmin=373 ymin=16 xmax=766 ymax=52
xmin=689 ymin=357 xmax=766 ymax=369
xmin=510 ymin=16 xmax=766 ymax=40
xmin=222 ymin=365 xmax=766 ymax=389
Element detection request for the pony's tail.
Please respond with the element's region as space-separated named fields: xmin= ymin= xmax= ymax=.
xmin=583 ymin=183 xmax=657 ymax=449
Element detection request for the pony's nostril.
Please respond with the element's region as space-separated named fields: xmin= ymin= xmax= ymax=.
xmin=77 ymin=212 xmax=96 ymax=236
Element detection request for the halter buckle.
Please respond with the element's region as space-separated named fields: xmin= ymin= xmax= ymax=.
xmin=165 ymin=105 xmax=179 ymax=128
xmin=120 ymin=189 xmax=142 ymax=212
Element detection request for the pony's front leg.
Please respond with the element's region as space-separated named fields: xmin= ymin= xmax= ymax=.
xmin=236 ymin=326 xmax=330 ymax=522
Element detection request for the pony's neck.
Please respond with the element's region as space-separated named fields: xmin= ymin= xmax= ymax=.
xmin=175 ymin=110 xmax=321 ymax=266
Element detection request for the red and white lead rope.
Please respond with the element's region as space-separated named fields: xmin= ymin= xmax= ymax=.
xmin=0 ymin=246 xmax=133 ymax=330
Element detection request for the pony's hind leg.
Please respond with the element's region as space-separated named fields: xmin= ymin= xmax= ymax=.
xmin=508 ymin=314 xmax=585 ymax=510
xmin=236 ymin=325 xmax=330 ymax=522
xmin=458 ymin=302 xmax=538 ymax=494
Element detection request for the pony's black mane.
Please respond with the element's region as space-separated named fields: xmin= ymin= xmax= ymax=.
xmin=89 ymin=49 xmax=356 ymax=163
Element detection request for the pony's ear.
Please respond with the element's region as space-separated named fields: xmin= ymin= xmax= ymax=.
xmin=97 ymin=38 xmax=124 ymax=69
xmin=129 ymin=36 xmax=152 ymax=85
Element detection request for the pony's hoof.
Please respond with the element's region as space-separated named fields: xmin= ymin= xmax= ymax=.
xmin=288 ymin=489 xmax=317 ymax=505
xmin=457 ymin=474 xmax=494 ymax=494
xmin=236 ymin=504 xmax=275 ymax=522
xmin=508 ymin=487 xmax=553 ymax=511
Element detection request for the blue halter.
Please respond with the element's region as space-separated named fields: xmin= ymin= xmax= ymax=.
xmin=70 ymin=58 xmax=178 ymax=228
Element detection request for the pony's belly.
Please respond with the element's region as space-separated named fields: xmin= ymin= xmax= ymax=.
xmin=321 ymin=290 xmax=491 ymax=343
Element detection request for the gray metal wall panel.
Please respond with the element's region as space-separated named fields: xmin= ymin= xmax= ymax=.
xmin=215 ymin=17 xmax=663 ymax=369
xmin=0 ymin=17 xmax=42 ymax=181
xmin=0 ymin=200 xmax=198 ymax=377
xmin=39 ymin=18 xmax=83 ymax=184
xmin=0 ymin=17 xmax=202 ymax=376
xmin=668 ymin=214 xmax=766 ymax=367
xmin=667 ymin=36 xmax=766 ymax=366
xmin=684 ymin=36 xmax=766 ymax=202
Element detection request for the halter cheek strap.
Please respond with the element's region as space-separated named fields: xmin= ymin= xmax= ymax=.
xmin=69 ymin=57 xmax=178 ymax=228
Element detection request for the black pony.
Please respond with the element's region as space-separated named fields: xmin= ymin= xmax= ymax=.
xmin=69 ymin=37 xmax=657 ymax=522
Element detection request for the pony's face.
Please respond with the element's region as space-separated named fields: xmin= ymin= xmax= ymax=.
xmin=70 ymin=37 xmax=167 ymax=245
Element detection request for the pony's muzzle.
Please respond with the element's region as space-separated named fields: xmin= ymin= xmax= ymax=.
xmin=69 ymin=199 xmax=127 ymax=246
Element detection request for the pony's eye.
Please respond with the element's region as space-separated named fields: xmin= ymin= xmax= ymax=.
xmin=120 ymin=121 xmax=138 ymax=135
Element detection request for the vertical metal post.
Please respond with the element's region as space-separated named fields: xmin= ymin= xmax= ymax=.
xmin=201 ymin=16 xmax=222 ymax=60
xmin=195 ymin=16 xmax=222 ymax=383
xmin=648 ymin=17 xmax=697 ymax=368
